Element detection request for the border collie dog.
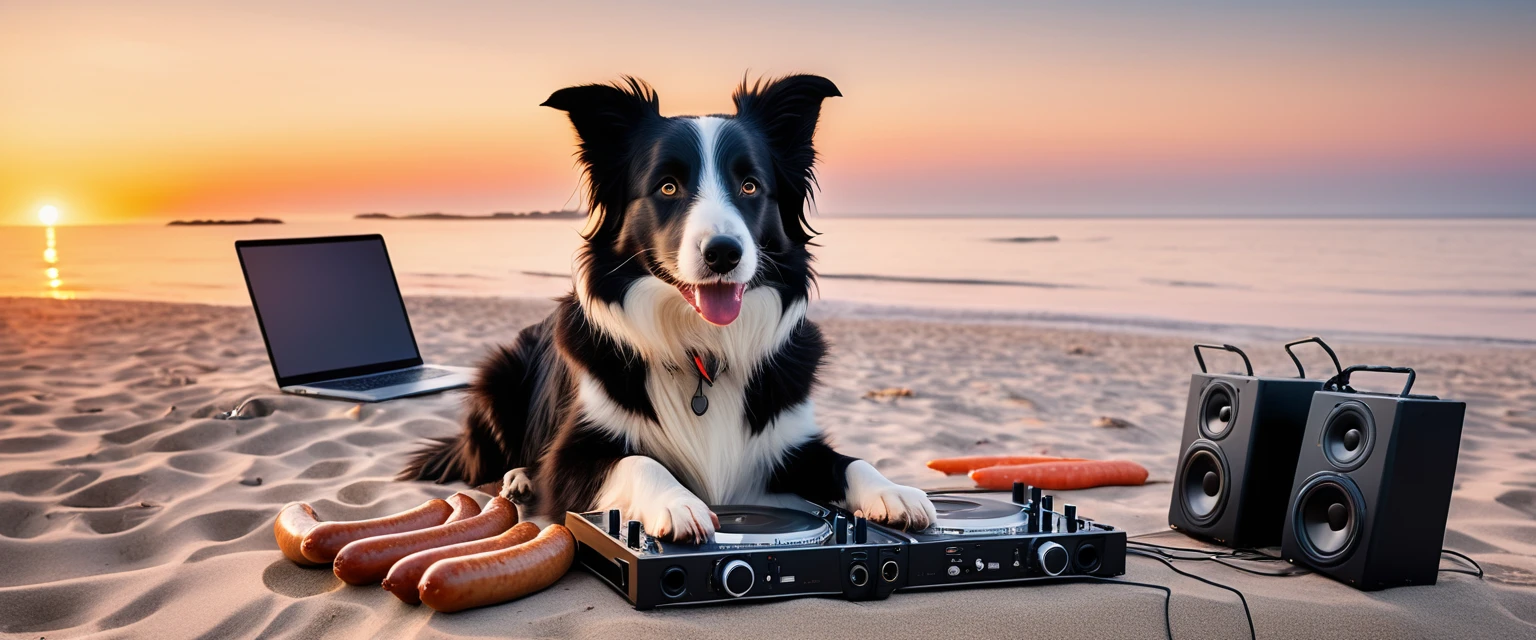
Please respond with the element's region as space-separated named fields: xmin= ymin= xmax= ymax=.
xmin=401 ymin=75 xmax=936 ymax=541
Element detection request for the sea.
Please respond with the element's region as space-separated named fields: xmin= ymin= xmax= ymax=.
xmin=3 ymin=217 xmax=1533 ymax=344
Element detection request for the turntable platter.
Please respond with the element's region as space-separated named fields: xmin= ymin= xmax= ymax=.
xmin=712 ymin=505 xmax=832 ymax=546
xmin=927 ymin=495 xmax=1027 ymax=535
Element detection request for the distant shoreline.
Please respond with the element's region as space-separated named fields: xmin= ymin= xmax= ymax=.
xmin=167 ymin=218 xmax=282 ymax=226
xmin=356 ymin=211 xmax=583 ymax=221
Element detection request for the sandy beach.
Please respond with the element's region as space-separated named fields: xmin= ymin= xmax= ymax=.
xmin=1 ymin=295 xmax=1533 ymax=639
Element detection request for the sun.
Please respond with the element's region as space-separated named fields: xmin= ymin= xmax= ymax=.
xmin=38 ymin=205 xmax=60 ymax=226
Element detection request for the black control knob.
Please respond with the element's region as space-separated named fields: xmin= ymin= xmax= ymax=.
xmin=607 ymin=509 xmax=621 ymax=537
xmin=718 ymin=559 xmax=754 ymax=597
xmin=1036 ymin=541 xmax=1068 ymax=576
xmin=1041 ymin=496 xmax=1054 ymax=533
xmin=1028 ymin=486 xmax=1043 ymax=533
xmin=834 ymin=513 xmax=848 ymax=544
xmin=1064 ymin=504 xmax=1078 ymax=533
xmin=849 ymin=563 xmax=869 ymax=587
xmin=1012 ymin=481 xmax=1028 ymax=505
xmin=626 ymin=520 xmax=642 ymax=549
xmin=854 ymin=515 xmax=868 ymax=544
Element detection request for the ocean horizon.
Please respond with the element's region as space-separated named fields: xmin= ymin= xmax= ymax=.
xmin=5 ymin=216 xmax=1533 ymax=344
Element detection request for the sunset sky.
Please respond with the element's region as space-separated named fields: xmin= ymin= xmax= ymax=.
xmin=3 ymin=0 xmax=1534 ymax=226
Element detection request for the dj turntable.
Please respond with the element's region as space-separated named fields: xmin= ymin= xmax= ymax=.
xmin=566 ymin=484 xmax=1125 ymax=608
xmin=875 ymin=485 xmax=1126 ymax=589
xmin=566 ymin=502 xmax=907 ymax=609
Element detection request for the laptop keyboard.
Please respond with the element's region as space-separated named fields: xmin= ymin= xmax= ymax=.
xmin=308 ymin=367 xmax=453 ymax=392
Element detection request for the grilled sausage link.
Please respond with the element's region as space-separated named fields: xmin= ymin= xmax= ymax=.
xmin=418 ymin=524 xmax=576 ymax=613
xmin=300 ymin=498 xmax=452 ymax=564
xmin=443 ymin=493 xmax=482 ymax=524
xmin=383 ymin=521 xmax=540 ymax=604
xmin=333 ymin=497 xmax=517 ymax=585
xmin=273 ymin=502 xmax=324 ymax=566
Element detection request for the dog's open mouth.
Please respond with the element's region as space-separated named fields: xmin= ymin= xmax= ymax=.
xmin=677 ymin=282 xmax=747 ymax=326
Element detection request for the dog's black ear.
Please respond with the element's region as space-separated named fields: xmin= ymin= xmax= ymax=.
xmin=734 ymin=75 xmax=842 ymax=245
xmin=543 ymin=78 xmax=660 ymax=239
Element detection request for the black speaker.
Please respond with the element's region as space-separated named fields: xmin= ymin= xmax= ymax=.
xmin=1168 ymin=338 xmax=1340 ymax=548
xmin=1281 ymin=365 xmax=1466 ymax=590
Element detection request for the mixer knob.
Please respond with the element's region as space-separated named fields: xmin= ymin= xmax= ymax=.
xmin=717 ymin=559 xmax=755 ymax=597
xmin=626 ymin=520 xmax=642 ymax=549
xmin=1028 ymin=487 xmax=1043 ymax=533
xmin=854 ymin=515 xmax=868 ymax=544
xmin=1036 ymin=541 xmax=1068 ymax=576
xmin=1040 ymin=495 xmax=1054 ymax=532
xmin=1012 ymin=482 xmax=1028 ymax=505
xmin=1064 ymin=504 xmax=1078 ymax=533
xmin=607 ymin=509 xmax=621 ymax=537
xmin=834 ymin=513 xmax=848 ymax=544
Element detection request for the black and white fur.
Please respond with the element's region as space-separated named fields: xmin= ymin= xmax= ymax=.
xmin=400 ymin=75 xmax=936 ymax=541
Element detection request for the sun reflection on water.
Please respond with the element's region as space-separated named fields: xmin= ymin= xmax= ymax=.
xmin=43 ymin=226 xmax=73 ymax=299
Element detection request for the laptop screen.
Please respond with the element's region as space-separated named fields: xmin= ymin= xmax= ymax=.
xmin=236 ymin=235 xmax=422 ymax=384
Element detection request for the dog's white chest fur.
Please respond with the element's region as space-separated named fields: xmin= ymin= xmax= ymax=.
xmin=575 ymin=275 xmax=816 ymax=504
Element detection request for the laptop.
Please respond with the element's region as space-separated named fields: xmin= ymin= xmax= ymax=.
xmin=235 ymin=234 xmax=471 ymax=402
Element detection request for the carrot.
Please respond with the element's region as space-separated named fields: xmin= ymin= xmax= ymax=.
xmin=926 ymin=455 xmax=1085 ymax=476
xmin=969 ymin=460 xmax=1148 ymax=491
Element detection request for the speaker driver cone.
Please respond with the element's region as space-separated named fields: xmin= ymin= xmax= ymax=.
xmin=1198 ymin=381 xmax=1238 ymax=440
xmin=1293 ymin=473 xmax=1364 ymax=565
xmin=1322 ymin=401 xmax=1375 ymax=471
xmin=1178 ymin=441 xmax=1228 ymax=525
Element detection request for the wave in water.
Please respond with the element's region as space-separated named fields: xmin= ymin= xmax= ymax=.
xmin=817 ymin=273 xmax=1084 ymax=289
xmin=1142 ymin=278 xmax=1251 ymax=290
xmin=523 ymin=270 xmax=1083 ymax=289
xmin=1345 ymin=287 xmax=1536 ymax=299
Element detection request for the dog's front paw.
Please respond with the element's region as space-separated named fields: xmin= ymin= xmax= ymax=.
xmin=637 ymin=491 xmax=718 ymax=543
xmin=855 ymin=483 xmax=937 ymax=531
xmin=845 ymin=460 xmax=938 ymax=531
xmin=499 ymin=467 xmax=535 ymax=505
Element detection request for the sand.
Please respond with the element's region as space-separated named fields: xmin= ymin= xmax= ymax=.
xmin=1 ymin=295 xmax=1532 ymax=639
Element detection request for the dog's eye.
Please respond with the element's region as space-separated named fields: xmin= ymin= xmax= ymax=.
xmin=741 ymin=180 xmax=758 ymax=196
xmin=660 ymin=181 xmax=678 ymax=197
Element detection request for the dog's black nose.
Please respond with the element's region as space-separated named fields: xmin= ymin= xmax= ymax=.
xmin=702 ymin=236 xmax=742 ymax=274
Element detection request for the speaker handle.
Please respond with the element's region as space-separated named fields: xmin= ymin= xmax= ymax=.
xmin=1193 ymin=344 xmax=1253 ymax=376
xmin=1323 ymin=365 xmax=1416 ymax=397
xmin=1283 ymin=336 xmax=1342 ymax=379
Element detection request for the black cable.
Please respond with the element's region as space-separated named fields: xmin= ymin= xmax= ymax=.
xmin=1128 ymin=548 xmax=1256 ymax=640
xmin=1207 ymin=557 xmax=1310 ymax=577
xmin=1128 ymin=542 xmax=1261 ymax=559
xmin=1049 ymin=575 xmax=1175 ymax=640
xmin=1440 ymin=549 xmax=1483 ymax=578
xmin=1128 ymin=539 xmax=1283 ymax=560
xmin=1127 ymin=541 xmax=1308 ymax=577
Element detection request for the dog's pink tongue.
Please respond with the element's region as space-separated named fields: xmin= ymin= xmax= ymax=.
xmin=694 ymin=283 xmax=746 ymax=326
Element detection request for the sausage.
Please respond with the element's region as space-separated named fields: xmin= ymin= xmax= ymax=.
xmin=418 ymin=524 xmax=576 ymax=613
xmin=969 ymin=459 xmax=1149 ymax=491
xmin=273 ymin=502 xmax=324 ymax=566
xmin=926 ymin=455 xmax=1085 ymax=476
xmin=443 ymin=493 xmax=482 ymax=524
xmin=300 ymin=498 xmax=453 ymax=564
xmin=332 ymin=497 xmax=517 ymax=585
xmin=382 ymin=521 xmax=540 ymax=604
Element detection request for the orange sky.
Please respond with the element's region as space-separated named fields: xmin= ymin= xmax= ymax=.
xmin=3 ymin=1 xmax=1535 ymax=225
